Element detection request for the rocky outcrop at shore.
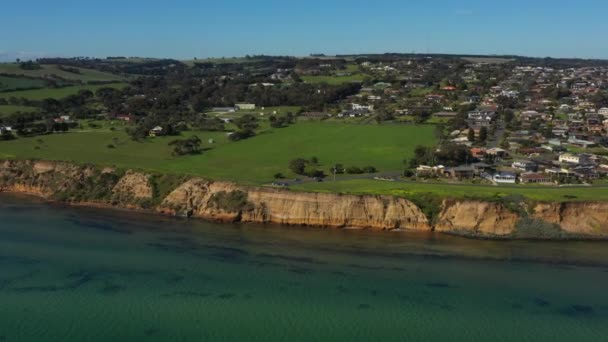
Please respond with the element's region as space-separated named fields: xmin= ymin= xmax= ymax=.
xmin=1 ymin=159 xmax=608 ymax=239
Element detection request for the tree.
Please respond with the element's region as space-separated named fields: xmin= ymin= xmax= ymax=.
xmin=289 ymin=158 xmax=308 ymax=175
xmin=346 ymin=166 xmax=364 ymax=174
xmin=168 ymin=136 xmax=202 ymax=156
xmin=478 ymin=127 xmax=488 ymax=142
xmin=467 ymin=128 xmax=475 ymax=142
xmin=228 ymin=129 xmax=255 ymax=141
xmin=234 ymin=114 xmax=259 ymax=130
xmin=310 ymin=156 xmax=319 ymax=165
xmin=362 ymin=166 xmax=377 ymax=173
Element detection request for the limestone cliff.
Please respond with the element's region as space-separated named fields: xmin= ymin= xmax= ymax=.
xmin=533 ymin=202 xmax=608 ymax=236
xmin=434 ymin=200 xmax=520 ymax=236
xmin=2 ymin=159 xmax=608 ymax=239
xmin=157 ymin=178 xmax=430 ymax=230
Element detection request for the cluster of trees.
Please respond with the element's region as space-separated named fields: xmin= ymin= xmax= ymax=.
xmin=126 ymin=118 xmax=183 ymax=140
xmin=57 ymin=65 xmax=81 ymax=74
xmin=194 ymin=115 xmax=225 ymax=131
xmin=169 ymin=136 xmax=202 ymax=156
xmin=191 ymin=80 xmax=360 ymax=110
xmin=330 ymin=164 xmax=377 ymax=175
xmin=19 ymin=61 xmax=42 ymax=70
xmin=269 ymin=112 xmax=295 ymax=128
xmin=229 ymin=114 xmax=259 ymax=141
xmin=467 ymin=127 xmax=488 ymax=143
xmin=288 ymin=157 xmax=325 ymax=178
xmin=408 ymin=143 xmax=472 ymax=168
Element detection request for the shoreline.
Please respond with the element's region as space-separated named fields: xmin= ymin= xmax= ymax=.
xmin=2 ymin=188 xmax=608 ymax=242
xmin=2 ymin=159 xmax=608 ymax=240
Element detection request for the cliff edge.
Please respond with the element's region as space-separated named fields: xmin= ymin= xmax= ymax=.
xmin=1 ymin=160 xmax=607 ymax=239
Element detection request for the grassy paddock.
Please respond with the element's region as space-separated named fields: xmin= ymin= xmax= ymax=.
xmin=0 ymin=83 xmax=127 ymax=100
xmin=0 ymin=105 xmax=40 ymax=117
xmin=0 ymin=122 xmax=436 ymax=184
xmin=0 ymin=76 xmax=47 ymax=91
xmin=0 ymin=64 xmax=125 ymax=82
xmin=302 ymin=75 xmax=364 ymax=85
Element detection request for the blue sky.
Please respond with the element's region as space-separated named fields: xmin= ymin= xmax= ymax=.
xmin=2 ymin=0 xmax=608 ymax=60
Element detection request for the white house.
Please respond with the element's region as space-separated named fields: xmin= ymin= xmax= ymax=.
xmin=559 ymin=153 xmax=591 ymax=165
xmin=149 ymin=126 xmax=163 ymax=137
xmin=493 ymin=172 xmax=517 ymax=184
xmin=352 ymin=103 xmax=374 ymax=111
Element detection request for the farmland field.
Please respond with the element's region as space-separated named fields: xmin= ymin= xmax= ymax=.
xmin=302 ymin=74 xmax=364 ymax=84
xmin=0 ymin=76 xmax=47 ymax=91
xmin=292 ymin=179 xmax=608 ymax=202
xmin=0 ymin=122 xmax=436 ymax=184
xmin=0 ymin=105 xmax=39 ymax=117
xmin=0 ymin=83 xmax=127 ymax=100
xmin=0 ymin=63 xmax=125 ymax=82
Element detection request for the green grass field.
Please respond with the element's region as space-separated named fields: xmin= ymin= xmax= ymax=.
xmin=302 ymin=74 xmax=364 ymax=85
xmin=0 ymin=122 xmax=436 ymax=184
xmin=292 ymin=179 xmax=608 ymax=202
xmin=0 ymin=64 xmax=125 ymax=83
xmin=0 ymin=76 xmax=47 ymax=91
xmin=0 ymin=83 xmax=127 ymax=100
xmin=0 ymin=105 xmax=39 ymax=117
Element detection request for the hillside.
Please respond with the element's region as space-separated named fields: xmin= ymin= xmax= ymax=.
xmin=0 ymin=63 xmax=126 ymax=83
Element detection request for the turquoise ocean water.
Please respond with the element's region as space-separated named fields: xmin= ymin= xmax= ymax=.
xmin=1 ymin=193 xmax=608 ymax=341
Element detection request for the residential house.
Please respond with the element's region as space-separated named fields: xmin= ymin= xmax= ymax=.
xmin=486 ymin=148 xmax=509 ymax=159
xmin=512 ymin=160 xmax=537 ymax=172
xmin=470 ymin=147 xmax=487 ymax=159
xmin=445 ymin=166 xmax=475 ymax=179
xmin=598 ymin=107 xmax=608 ymax=117
xmin=415 ymin=165 xmax=445 ymax=177
xmin=493 ymin=172 xmax=517 ymax=184
xmin=559 ymin=153 xmax=592 ymax=165
xmin=572 ymin=166 xmax=599 ymax=180
xmin=520 ymin=110 xmax=552 ymax=122
xmin=351 ymin=103 xmax=374 ymax=111
xmin=149 ymin=126 xmax=163 ymax=137
xmin=520 ymin=172 xmax=553 ymax=184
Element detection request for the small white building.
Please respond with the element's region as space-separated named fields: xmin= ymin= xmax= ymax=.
xmin=493 ymin=172 xmax=517 ymax=184
xmin=149 ymin=126 xmax=163 ymax=137
xmin=235 ymin=103 xmax=256 ymax=111
xmin=559 ymin=153 xmax=591 ymax=165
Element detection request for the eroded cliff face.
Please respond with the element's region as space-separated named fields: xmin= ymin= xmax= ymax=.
xmin=157 ymin=178 xmax=430 ymax=230
xmin=434 ymin=200 xmax=520 ymax=236
xmin=112 ymin=171 xmax=153 ymax=200
xmin=533 ymin=202 xmax=608 ymax=236
xmin=2 ymin=160 xmax=608 ymax=238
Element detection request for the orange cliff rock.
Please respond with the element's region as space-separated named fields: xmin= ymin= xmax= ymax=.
xmin=158 ymin=179 xmax=431 ymax=230
xmin=434 ymin=200 xmax=520 ymax=236
xmin=533 ymin=202 xmax=608 ymax=236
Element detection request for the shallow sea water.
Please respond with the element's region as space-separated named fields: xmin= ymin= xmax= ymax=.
xmin=1 ymin=193 xmax=608 ymax=341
